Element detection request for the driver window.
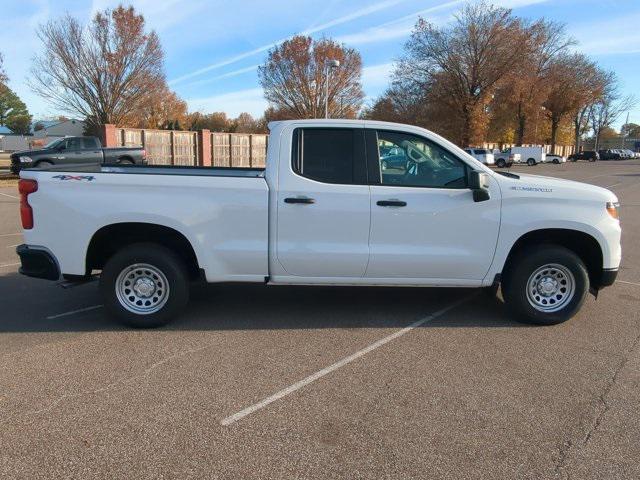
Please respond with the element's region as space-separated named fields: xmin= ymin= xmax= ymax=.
xmin=65 ymin=138 xmax=82 ymax=150
xmin=376 ymin=130 xmax=467 ymax=188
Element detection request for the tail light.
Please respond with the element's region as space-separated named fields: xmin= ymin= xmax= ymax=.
xmin=142 ymin=149 xmax=147 ymax=161
xmin=19 ymin=179 xmax=38 ymax=229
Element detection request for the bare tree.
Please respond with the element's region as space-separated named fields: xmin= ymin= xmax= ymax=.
xmin=0 ymin=52 xmax=7 ymax=86
xmin=258 ymin=35 xmax=364 ymax=119
xmin=395 ymin=2 xmax=529 ymax=146
xmin=590 ymin=73 xmax=636 ymax=151
xmin=30 ymin=6 xmax=165 ymax=133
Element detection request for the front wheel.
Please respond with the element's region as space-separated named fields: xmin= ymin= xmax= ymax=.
xmin=497 ymin=159 xmax=506 ymax=168
xmin=100 ymin=243 xmax=189 ymax=328
xmin=502 ymin=245 xmax=589 ymax=325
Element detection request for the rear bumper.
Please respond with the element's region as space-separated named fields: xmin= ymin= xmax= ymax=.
xmin=16 ymin=244 xmax=61 ymax=281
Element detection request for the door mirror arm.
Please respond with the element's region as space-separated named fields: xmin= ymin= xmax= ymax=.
xmin=469 ymin=170 xmax=490 ymax=203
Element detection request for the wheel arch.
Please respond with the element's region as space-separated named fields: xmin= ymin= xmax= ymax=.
xmin=502 ymin=228 xmax=604 ymax=289
xmin=86 ymin=222 xmax=201 ymax=279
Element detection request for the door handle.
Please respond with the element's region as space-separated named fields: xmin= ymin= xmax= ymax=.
xmin=377 ymin=200 xmax=407 ymax=207
xmin=284 ymin=197 xmax=315 ymax=204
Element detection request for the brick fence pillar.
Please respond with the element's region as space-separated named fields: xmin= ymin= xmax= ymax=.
xmin=198 ymin=129 xmax=211 ymax=166
xmin=100 ymin=124 xmax=118 ymax=147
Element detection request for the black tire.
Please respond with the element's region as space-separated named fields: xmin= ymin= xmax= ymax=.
xmin=502 ymin=245 xmax=589 ymax=325
xmin=497 ymin=159 xmax=506 ymax=168
xmin=553 ymin=158 xmax=559 ymax=164
xmin=99 ymin=243 xmax=189 ymax=328
xmin=527 ymin=158 xmax=536 ymax=166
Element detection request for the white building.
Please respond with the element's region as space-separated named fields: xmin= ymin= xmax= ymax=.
xmin=33 ymin=119 xmax=85 ymax=138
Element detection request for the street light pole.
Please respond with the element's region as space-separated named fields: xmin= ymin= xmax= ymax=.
xmin=325 ymin=59 xmax=340 ymax=119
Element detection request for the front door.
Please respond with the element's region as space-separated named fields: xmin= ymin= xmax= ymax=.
xmin=366 ymin=129 xmax=501 ymax=282
xmin=276 ymin=127 xmax=370 ymax=278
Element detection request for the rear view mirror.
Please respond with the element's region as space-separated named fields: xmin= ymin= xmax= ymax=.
xmin=469 ymin=171 xmax=490 ymax=202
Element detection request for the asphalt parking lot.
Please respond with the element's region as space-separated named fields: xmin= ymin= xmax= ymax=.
xmin=1 ymin=160 xmax=639 ymax=479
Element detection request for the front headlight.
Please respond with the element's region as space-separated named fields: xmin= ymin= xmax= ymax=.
xmin=606 ymin=201 xmax=620 ymax=220
xmin=19 ymin=156 xmax=32 ymax=163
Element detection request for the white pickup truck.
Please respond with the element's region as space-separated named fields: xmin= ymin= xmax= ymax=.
xmin=16 ymin=120 xmax=621 ymax=328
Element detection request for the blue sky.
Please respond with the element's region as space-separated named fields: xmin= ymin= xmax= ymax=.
xmin=1 ymin=0 xmax=639 ymax=127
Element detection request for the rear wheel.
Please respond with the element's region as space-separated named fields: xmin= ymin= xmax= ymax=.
xmin=527 ymin=158 xmax=536 ymax=166
xmin=497 ymin=159 xmax=506 ymax=168
xmin=553 ymin=158 xmax=560 ymax=164
xmin=502 ymin=245 xmax=589 ymax=325
xmin=100 ymin=243 xmax=189 ymax=328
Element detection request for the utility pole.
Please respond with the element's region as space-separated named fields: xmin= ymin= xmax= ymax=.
xmin=325 ymin=60 xmax=340 ymax=119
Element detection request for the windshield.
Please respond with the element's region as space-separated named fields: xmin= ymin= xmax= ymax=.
xmin=43 ymin=138 xmax=63 ymax=149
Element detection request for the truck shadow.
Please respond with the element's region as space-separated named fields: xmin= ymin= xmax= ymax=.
xmin=0 ymin=272 xmax=531 ymax=333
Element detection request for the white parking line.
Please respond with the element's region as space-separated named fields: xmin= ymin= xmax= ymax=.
xmin=618 ymin=280 xmax=640 ymax=287
xmin=46 ymin=305 xmax=104 ymax=320
xmin=0 ymin=192 xmax=18 ymax=200
xmin=0 ymin=262 xmax=20 ymax=268
xmin=0 ymin=233 xmax=21 ymax=237
xmin=221 ymin=294 xmax=475 ymax=426
xmin=5 ymin=244 xmax=19 ymax=248
xmin=605 ymin=182 xmax=622 ymax=188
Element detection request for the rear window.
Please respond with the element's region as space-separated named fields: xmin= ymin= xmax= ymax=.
xmin=83 ymin=137 xmax=99 ymax=149
xmin=292 ymin=128 xmax=362 ymax=184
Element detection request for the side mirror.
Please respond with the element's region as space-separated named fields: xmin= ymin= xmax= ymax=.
xmin=469 ymin=171 xmax=490 ymax=202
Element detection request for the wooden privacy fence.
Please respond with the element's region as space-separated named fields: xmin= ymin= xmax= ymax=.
xmin=111 ymin=126 xmax=268 ymax=167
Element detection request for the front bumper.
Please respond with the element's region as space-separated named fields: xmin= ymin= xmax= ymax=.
xmin=16 ymin=244 xmax=60 ymax=281
xmin=598 ymin=268 xmax=618 ymax=288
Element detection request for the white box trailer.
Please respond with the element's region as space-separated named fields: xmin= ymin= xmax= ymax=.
xmin=510 ymin=147 xmax=546 ymax=166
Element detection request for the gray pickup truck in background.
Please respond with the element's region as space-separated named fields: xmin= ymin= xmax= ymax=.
xmin=10 ymin=136 xmax=146 ymax=174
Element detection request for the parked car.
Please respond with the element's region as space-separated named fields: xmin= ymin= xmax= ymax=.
xmin=569 ymin=151 xmax=599 ymax=162
xmin=622 ymin=149 xmax=638 ymax=159
xmin=545 ymin=154 xmax=566 ymax=164
xmin=380 ymin=146 xmax=410 ymax=170
xmin=16 ymin=119 xmax=620 ymax=329
xmin=10 ymin=136 xmax=146 ymax=174
xmin=464 ymin=148 xmax=495 ymax=166
xmin=493 ymin=149 xmax=521 ymax=168
xmin=509 ymin=147 xmax=546 ymax=166
xmin=598 ymin=149 xmax=622 ymax=160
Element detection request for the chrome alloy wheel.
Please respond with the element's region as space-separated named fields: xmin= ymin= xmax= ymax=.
xmin=526 ymin=263 xmax=575 ymax=313
xmin=115 ymin=263 xmax=170 ymax=315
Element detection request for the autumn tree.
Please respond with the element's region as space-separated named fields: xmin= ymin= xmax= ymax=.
xmin=542 ymin=53 xmax=600 ymax=150
xmin=391 ymin=3 xmax=529 ymax=145
xmin=621 ymin=123 xmax=640 ymax=138
xmin=30 ymin=6 xmax=165 ymax=133
xmin=133 ymin=85 xmax=188 ymax=129
xmin=258 ymin=35 xmax=364 ymax=119
xmin=186 ymin=112 xmax=232 ymax=132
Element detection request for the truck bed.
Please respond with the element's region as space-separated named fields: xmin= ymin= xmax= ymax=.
xmin=25 ymin=163 xmax=266 ymax=178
